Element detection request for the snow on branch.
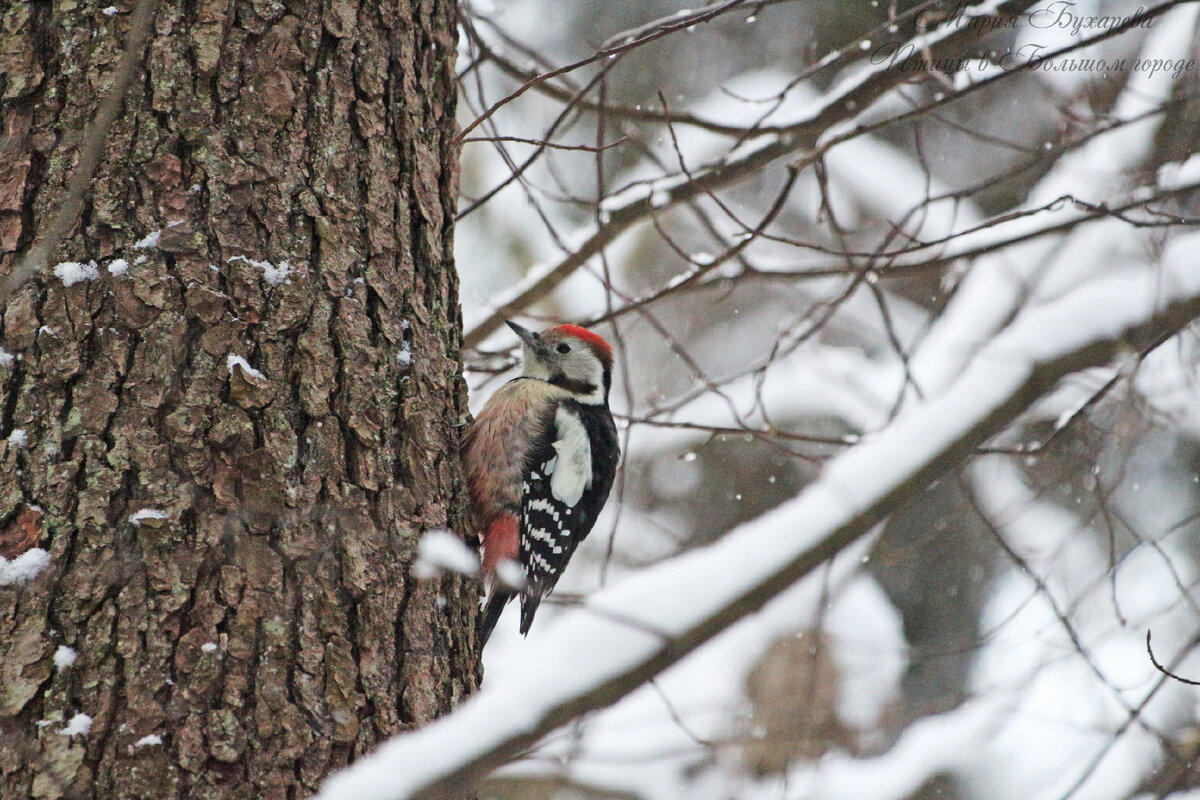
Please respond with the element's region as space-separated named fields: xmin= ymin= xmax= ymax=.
xmin=317 ymin=240 xmax=1200 ymax=800
xmin=909 ymin=0 xmax=1200 ymax=396
xmin=412 ymin=530 xmax=480 ymax=580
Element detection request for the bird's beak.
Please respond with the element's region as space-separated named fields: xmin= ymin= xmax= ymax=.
xmin=505 ymin=320 xmax=540 ymax=347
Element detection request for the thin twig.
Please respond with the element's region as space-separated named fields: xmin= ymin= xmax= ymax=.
xmin=460 ymin=135 xmax=629 ymax=152
xmin=1147 ymin=630 xmax=1200 ymax=686
xmin=456 ymin=0 xmax=747 ymax=142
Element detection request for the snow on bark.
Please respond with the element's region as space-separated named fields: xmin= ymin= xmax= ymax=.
xmin=52 ymin=261 xmax=99 ymax=286
xmin=0 ymin=548 xmax=50 ymax=586
xmin=226 ymin=255 xmax=295 ymax=285
xmin=59 ymin=712 xmax=92 ymax=737
xmin=131 ymin=229 xmax=162 ymax=248
xmin=225 ymin=354 xmax=266 ymax=382
xmin=128 ymin=508 xmax=168 ymax=526
xmin=53 ymin=646 xmax=77 ymax=670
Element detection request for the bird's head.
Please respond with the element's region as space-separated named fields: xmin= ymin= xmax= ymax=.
xmin=506 ymin=321 xmax=613 ymax=405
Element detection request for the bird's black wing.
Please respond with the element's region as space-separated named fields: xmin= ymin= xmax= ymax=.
xmin=517 ymin=402 xmax=619 ymax=634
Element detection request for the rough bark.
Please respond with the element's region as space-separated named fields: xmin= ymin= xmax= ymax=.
xmin=0 ymin=0 xmax=473 ymax=797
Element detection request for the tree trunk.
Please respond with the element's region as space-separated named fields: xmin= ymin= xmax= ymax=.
xmin=0 ymin=0 xmax=473 ymax=797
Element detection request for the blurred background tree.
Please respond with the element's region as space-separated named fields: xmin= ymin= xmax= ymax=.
xmin=452 ymin=1 xmax=1200 ymax=798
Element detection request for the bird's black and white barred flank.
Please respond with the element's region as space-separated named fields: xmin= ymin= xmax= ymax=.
xmin=516 ymin=400 xmax=619 ymax=633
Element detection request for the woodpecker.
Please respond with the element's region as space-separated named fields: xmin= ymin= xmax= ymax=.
xmin=462 ymin=320 xmax=619 ymax=644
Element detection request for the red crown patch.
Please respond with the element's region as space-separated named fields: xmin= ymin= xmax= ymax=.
xmin=552 ymin=324 xmax=613 ymax=360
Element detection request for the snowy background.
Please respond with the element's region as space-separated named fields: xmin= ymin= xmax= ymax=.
xmin=334 ymin=0 xmax=1200 ymax=798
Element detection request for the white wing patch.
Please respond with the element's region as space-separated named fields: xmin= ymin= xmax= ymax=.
xmin=550 ymin=406 xmax=592 ymax=507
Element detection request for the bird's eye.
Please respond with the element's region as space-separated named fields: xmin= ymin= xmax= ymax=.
xmin=556 ymin=343 xmax=571 ymax=354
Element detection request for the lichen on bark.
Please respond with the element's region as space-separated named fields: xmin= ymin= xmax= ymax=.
xmin=0 ymin=0 xmax=475 ymax=797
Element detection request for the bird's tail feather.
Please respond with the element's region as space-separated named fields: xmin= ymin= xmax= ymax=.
xmin=480 ymin=589 xmax=512 ymax=646
xmin=518 ymin=593 xmax=544 ymax=636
